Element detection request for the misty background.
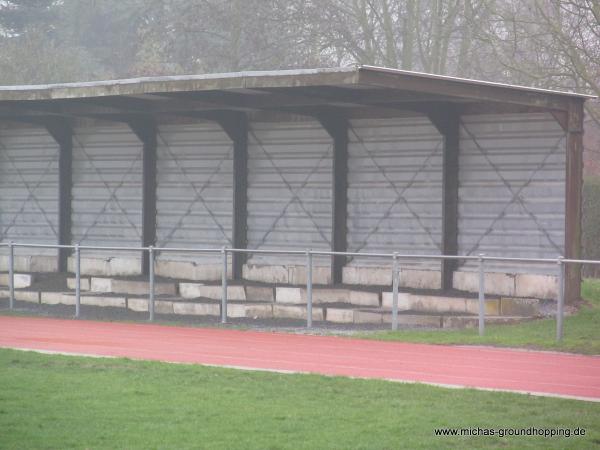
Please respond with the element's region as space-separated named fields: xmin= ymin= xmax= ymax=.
xmin=0 ymin=0 xmax=599 ymax=262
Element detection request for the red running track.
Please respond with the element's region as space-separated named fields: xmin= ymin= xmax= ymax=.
xmin=1 ymin=315 xmax=600 ymax=402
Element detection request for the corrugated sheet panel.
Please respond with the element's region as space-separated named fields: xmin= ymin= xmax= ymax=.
xmin=71 ymin=126 xmax=143 ymax=256
xmin=0 ymin=127 xmax=59 ymax=256
xmin=347 ymin=117 xmax=443 ymax=268
xmin=155 ymin=123 xmax=233 ymax=263
xmin=247 ymin=120 xmax=332 ymax=264
xmin=458 ymin=113 xmax=566 ymax=273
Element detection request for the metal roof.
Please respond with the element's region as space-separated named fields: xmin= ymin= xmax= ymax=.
xmin=0 ymin=65 xmax=592 ymax=99
xmin=0 ymin=66 xmax=592 ymax=120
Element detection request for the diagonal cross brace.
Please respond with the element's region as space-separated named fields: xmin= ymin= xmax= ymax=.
xmin=461 ymin=122 xmax=565 ymax=257
xmin=0 ymin=137 xmax=58 ymax=240
xmin=74 ymin=133 xmax=142 ymax=244
xmin=248 ymin=127 xmax=332 ymax=251
xmin=347 ymin=123 xmax=443 ymax=261
xmin=155 ymin=130 xmax=233 ymax=246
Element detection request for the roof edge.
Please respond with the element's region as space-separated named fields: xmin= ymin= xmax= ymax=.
xmin=359 ymin=65 xmax=595 ymax=99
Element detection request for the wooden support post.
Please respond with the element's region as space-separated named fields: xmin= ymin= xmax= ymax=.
xmin=316 ymin=113 xmax=348 ymax=284
xmin=128 ymin=118 xmax=157 ymax=275
xmin=216 ymin=113 xmax=248 ymax=280
xmin=45 ymin=119 xmax=73 ymax=272
xmin=427 ymin=106 xmax=460 ymax=290
xmin=564 ymin=99 xmax=584 ymax=303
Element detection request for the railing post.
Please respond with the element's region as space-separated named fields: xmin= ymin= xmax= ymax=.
xmin=556 ymin=256 xmax=565 ymax=342
xmin=8 ymin=241 xmax=14 ymax=309
xmin=478 ymin=253 xmax=485 ymax=336
xmin=392 ymin=252 xmax=399 ymax=331
xmin=148 ymin=246 xmax=155 ymax=322
xmin=75 ymin=244 xmax=81 ymax=318
xmin=306 ymin=249 xmax=313 ymax=328
xmin=221 ymin=247 xmax=228 ymax=324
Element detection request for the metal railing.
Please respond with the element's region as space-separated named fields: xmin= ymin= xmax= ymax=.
xmin=1 ymin=241 xmax=599 ymax=342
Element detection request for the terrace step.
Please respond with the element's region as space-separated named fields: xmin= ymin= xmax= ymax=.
xmin=90 ymin=277 xmax=177 ymax=296
xmin=0 ymin=283 xmax=535 ymax=328
xmin=179 ymin=283 xmax=274 ymax=302
xmin=381 ymin=292 xmax=541 ymax=317
xmin=275 ymin=287 xmax=379 ymax=307
xmin=0 ymin=273 xmax=34 ymax=289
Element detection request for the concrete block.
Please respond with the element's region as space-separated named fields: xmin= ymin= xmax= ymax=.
xmin=245 ymin=286 xmax=274 ymax=302
xmin=0 ymin=255 xmax=57 ymax=273
xmin=273 ymin=304 xmax=324 ymax=321
xmin=275 ymin=287 xmax=305 ymax=304
xmin=462 ymin=298 xmax=501 ymax=315
xmin=68 ymin=257 xmax=141 ymax=277
xmin=128 ymin=298 xmax=148 ymax=312
xmin=382 ymin=313 xmax=443 ymax=327
xmin=243 ymin=264 xmax=289 ymax=284
xmin=353 ymin=310 xmax=383 ymax=324
xmin=313 ymin=288 xmax=348 ymax=304
xmin=0 ymin=289 xmax=40 ymax=303
xmin=349 ymin=290 xmax=380 ymax=307
xmin=15 ymin=290 xmax=40 ymax=303
xmin=325 ymin=308 xmax=354 ymax=323
xmin=227 ymin=303 xmax=246 ymax=318
xmin=173 ymin=302 xmax=220 ymax=316
xmin=41 ymin=292 xmax=74 ymax=305
xmin=399 ymin=269 xmax=441 ymax=290
xmin=515 ymin=274 xmax=557 ymax=299
xmin=288 ymin=265 xmax=330 ymax=285
xmin=90 ymin=278 xmax=176 ymax=296
xmin=244 ymin=303 xmax=274 ymax=319
xmin=29 ymin=256 xmax=58 ymax=273
xmin=128 ymin=298 xmax=174 ymax=314
xmin=453 ymin=271 xmax=516 ymax=297
xmin=500 ymin=297 xmax=540 ymax=317
xmin=80 ymin=295 xmax=126 ymax=308
xmin=115 ymin=279 xmax=175 ymax=296
xmin=342 ymin=266 xmax=392 ymax=286
xmin=381 ymin=292 xmax=411 ymax=310
xmin=155 ymin=259 xmax=223 ymax=281
xmin=179 ymin=283 xmax=245 ymax=300
xmin=90 ymin=277 xmax=112 ymax=292
xmin=155 ymin=300 xmax=174 ymax=315
xmin=67 ymin=277 xmax=90 ymax=291
xmin=178 ymin=282 xmax=205 ymax=298
xmin=226 ymin=303 xmax=273 ymax=319
xmin=275 ymin=287 xmax=379 ymax=307
xmin=0 ymin=273 xmax=34 ymax=289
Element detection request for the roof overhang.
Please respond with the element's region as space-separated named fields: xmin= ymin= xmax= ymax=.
xmin=0 ymin=66 xmax=594 ymax=124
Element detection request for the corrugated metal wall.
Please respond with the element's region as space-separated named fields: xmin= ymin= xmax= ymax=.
xmin=346 ymin=117 xmax=443 ymax=268
xmin=71 ymin=126 xmax=143 ymax=255
xmin=458 ymin=113 xmax=566 ymax=273
xmin=155 ymin=123 xmax=233 ymax=263
xmin=247 ymin=120 xmax=332 ymax=264
xmin=0 ymin=126 xmax=59 ymax=256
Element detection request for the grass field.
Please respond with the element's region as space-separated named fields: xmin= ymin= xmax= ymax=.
xmin=0 ymin=348 xmax=599 ymax=450
xmin=361 ymin=278 xmax=600 ymax=355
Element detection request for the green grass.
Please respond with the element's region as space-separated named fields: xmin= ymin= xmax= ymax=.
xmin=361 ymin=279 xmax=600 ymax=355
xmin=0 ymin=349 xmax=599 ymax=449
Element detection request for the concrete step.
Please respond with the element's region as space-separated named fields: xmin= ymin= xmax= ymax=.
xmin=0 ymin=288 xmax=39 ymax=303
xmin=275 ymin=286 xmax=379 ymax=307
xmin=6 ymin=286 xmax=535 ymax=329
xmin=0 ymin=273 xmax=34 ymax=289
xmin=90 ymin=277 xmax=177 ymax=296
xmin=67 ymin=277 xmax=91 ymax=291
xmin=381 ymin=292 xmax=541 ymax=317
xmin=179 ymin=283 xmax=274 ymax=302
